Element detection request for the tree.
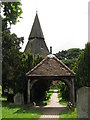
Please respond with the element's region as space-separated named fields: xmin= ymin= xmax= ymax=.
xmin=55 ymin=48 xmax=83 ymax=69
xmin=55 ymin=48 xmax=83 ymax=100
xmin=55 ymin=50 xmax=67 ymax=60
xmin=2 ymin=30 xmax=24 ymax=93
xmin=33 ymin=54 xmax=43 ymax=67
xmin=2 ymin=2 xmax=22 ymax=31
xmin=2 ymin=1 xmax=24 ymax=94
xmin=73 ymin=43 xmax=90 ymax=89
xmin=66 ymin=48 xmax=82 ymax=59
xmin=58 ymin=81 xmax=69 ymax=101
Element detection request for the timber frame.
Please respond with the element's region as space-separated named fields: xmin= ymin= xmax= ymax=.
xmin=26 ymin=54 xmax=76 ymax=111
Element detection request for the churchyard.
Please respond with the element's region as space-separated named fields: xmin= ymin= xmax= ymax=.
xmin=1 ymin=86 xmax=77 ymax=119
xmin=2 ymin=102 xmax=41 ymax=119
xmin=1 ymin=1 xmax=90 ymax=119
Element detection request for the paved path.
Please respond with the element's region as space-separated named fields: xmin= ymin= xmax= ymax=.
xmin=38 ymin=89 xmax=66 ymax=120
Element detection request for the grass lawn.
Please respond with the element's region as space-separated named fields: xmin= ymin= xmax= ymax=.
xmin=58 ymin=88 xmax=77 ymax=119
xmin=60 ymin=107 xmax=77 ymax=119
xmin=1 ymin=88 xmax=53 ymax=119
xmin=1 ymin=85 xmax=42 ymax=119
xmin=2 ymin=102 xmax=42 ymax=119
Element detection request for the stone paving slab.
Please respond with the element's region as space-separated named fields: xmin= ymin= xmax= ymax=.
xmin=38 ymin=90 xmax=66 ymax=120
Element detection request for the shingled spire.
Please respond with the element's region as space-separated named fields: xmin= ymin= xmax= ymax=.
xmin=25 ymin=13 xmax=49 ymax=58
xmin=29 ymin=13 xmax=44 ymax=40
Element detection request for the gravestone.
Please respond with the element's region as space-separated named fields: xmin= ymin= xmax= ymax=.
xmin=14 ymin=93 xmax=24 ymax=105
xmin=77 ymin=87 xmax=90 ymax=119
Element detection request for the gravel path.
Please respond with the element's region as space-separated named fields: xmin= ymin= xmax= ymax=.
xmin=38 ymin=89 xmax=66 ymax=120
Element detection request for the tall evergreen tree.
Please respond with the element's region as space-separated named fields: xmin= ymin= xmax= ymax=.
xmin=73 ymin=43 xmax=90 ymax=89
xmin=2 ymin=2 xmax=24 ymax=94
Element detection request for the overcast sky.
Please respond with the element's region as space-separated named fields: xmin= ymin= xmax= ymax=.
xmin=11 ymin=0 xmax=89 ymax=53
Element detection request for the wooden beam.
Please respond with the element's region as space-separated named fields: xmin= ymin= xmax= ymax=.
xmin=27 ymin=79 xmax=30 ymax=104
xmin=28 ymin=76 xmax=75 ymax=80
xmin=72 ymin=78 xmax=75 ymax=107
xmin=70 ymin=78 xmax=75 ymax=111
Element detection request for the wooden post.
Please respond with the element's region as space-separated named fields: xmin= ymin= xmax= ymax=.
xmin=72 ymin=78 xmax=75 ymax=108
xmin=27 ymin=79 xmax=30 ymax=104
xmin=70 ymin=78 xmax=75 ymax=111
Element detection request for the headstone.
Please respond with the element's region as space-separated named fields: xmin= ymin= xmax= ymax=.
xmin=14 ymin=93 xmax=24 ymax=105
xmin=77 ymin=87 xmax=90 ymax=119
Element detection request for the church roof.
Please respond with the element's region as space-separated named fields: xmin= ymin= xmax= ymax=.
xmin=26 ymin=54 xmax=76 ymax=77
xmin=29 ymin=13 xmax=44 ymax=39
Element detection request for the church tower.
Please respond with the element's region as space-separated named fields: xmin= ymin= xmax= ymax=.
xmin=24 ymin=13 xmax=49 ymax=58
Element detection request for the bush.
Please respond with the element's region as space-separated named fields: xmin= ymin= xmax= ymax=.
xmin=58 ymin=81 xmax=69 ymax=101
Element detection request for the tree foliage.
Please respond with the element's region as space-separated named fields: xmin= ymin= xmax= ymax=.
xmin=73 ymin=43 xmax=90 ymax=89
xmin=2 ymin=2 xmax=22 ymax=31
xmin=2 ymin=29 xmax=24 ymax=93
xmin=55 ymin=48 xmax=83 ymax=69
xmin=2 ymin=1 xmax=24 ymax=94
xmin=33 ymin=54 xmax=43 ymax=67
xmin=56 ymin=48 xmax=82 ymax=60
xmin=55 ymin=48 xmax=83 ymax=101
xmin=58 ymin=81 xmax=69 ymax=101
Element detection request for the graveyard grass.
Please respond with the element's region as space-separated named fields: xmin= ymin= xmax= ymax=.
xmin=58 ymin=88 xmax=77 ymax=118
xmin=1 ymin=86 xmax=77 ymax=119
xmin=59 ymin=107 xmax=77 ymax=118
xmin=0 ymin=84 xmax=41 ymax=119
xmin=2 ymin=88 xmax=53 ymax=119
xmin=2 ymin=102 xmax=42 ymax=119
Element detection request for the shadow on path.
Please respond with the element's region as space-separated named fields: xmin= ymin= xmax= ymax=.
xmin=36 ymin=106 xmax=66 ymax=115
xmin=36 ymin=106 xmax=67 ymax=120
xmin=36 ymin=89 xmax=67 ymax=120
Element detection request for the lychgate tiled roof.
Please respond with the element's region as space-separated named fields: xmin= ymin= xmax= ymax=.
xmin=26 ymin=54 xmax=76 ymax=77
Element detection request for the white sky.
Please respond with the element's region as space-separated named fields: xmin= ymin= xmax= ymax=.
xmin=11 ymin=0 xmax=89 ymax=53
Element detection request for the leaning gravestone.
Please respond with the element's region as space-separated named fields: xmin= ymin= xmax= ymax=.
xmin=77 ymin=87 xmax=90 ymax=119
xmin=14 ymin=93 xmax=24 ymax=105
